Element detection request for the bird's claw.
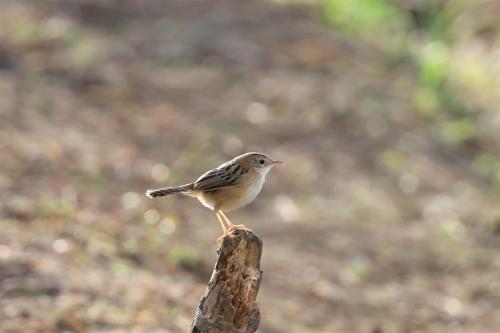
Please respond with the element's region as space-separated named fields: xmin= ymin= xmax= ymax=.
xmin=216 ymin=225 xmax=252 ymax=244
xmin=216 ymin=231 xmax=231 ymax=245
xmin=227 ymin=223 xmax=252 ymax=231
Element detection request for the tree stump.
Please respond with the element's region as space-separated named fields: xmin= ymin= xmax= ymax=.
xmin=189 ymin=229 xmax=263 ymax=333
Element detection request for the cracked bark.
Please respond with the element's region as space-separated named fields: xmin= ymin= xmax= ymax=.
xmin=189 ymin=229 xmax=263 ymax=333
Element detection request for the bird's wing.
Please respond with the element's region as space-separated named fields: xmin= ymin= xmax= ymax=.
xmin=193 ymin=161 xmax=245 ymax=191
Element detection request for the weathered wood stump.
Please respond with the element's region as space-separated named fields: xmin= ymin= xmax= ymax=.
xmin=189 ymin=229 xmax=263 ymax=333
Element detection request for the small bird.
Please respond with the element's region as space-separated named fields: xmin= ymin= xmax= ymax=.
xmin=146 ymin=152 xmax=283 ymax=237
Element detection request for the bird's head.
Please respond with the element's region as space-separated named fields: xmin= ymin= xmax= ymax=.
xmin=235 ymin=152 xmax=284 ymax=175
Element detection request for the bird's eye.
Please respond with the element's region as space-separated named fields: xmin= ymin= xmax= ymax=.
xmin=259 ymin=159 xmax=265 ymax=164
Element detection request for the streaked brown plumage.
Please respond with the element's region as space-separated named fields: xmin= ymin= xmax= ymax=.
xmin=146 ymin=152 xmax=283 ymax=237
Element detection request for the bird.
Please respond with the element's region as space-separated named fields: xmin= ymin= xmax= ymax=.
xmin=145 ymin=152 xmax=283 ymax=238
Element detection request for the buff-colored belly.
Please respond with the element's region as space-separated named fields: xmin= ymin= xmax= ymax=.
xmin=195 ymin=178 xmax=264 ymax=212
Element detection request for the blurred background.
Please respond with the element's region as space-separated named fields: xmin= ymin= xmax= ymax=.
xmin=1 ymin=0 xmax=500 ymax=332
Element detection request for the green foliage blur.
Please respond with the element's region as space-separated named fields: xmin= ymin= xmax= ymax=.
xmin=323 ymin=0 xmax=500 ymax=186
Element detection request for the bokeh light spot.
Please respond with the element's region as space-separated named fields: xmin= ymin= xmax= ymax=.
xmin=52 ymin=239 xmax=71 ymax=254
xmin=144 ymin=209 xmax=161 ymax=225
xmin=159 ymin=218 xmax=177 ymax=235
xmin=151 ymin=164 xmax=170 ymax=182
xmin=245 ymin=102 xmax=270 ymax=124
xmin=223 ymin=136 xmax=244 ymax=155
xmin=274 ymin=195 xmax=301 ymax=223
xmin=0 ymin=245 xmax=12 ymax=259
xmin=121 ymin=192 xmax=140 ymax=209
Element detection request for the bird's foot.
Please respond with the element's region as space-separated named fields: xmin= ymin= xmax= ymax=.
xmin=216 ymin=231 xmax=230 ymax=245
xmin=216 ymin=226 xmax=252 ymax=244
xmin=227 ymin=223 xmax=252 ymax=231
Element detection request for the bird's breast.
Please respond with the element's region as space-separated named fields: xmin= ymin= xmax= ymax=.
xmin=242 ymin=176 xmax=265 ymax=205
xmin=222 ymin=175 xmax=265 ymax=212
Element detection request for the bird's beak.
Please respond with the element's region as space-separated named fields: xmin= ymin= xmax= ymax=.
xmin=272 ymin=160 xmax=284 ymax=165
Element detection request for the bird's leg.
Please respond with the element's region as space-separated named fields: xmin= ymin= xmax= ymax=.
xmin=215 ymin=211 xmax=228 ymax=233
xmin=219 ymin=211 xmax=251 ymax=231
xmin=215 ymin=211 xmax=231 ymax=244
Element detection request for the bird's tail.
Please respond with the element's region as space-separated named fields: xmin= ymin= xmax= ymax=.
xmin=145 ymin=183 xmax=194 ymax=198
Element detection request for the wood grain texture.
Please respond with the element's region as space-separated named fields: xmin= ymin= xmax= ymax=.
xmin=189 ymin=229 xmax=263 ymax=333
